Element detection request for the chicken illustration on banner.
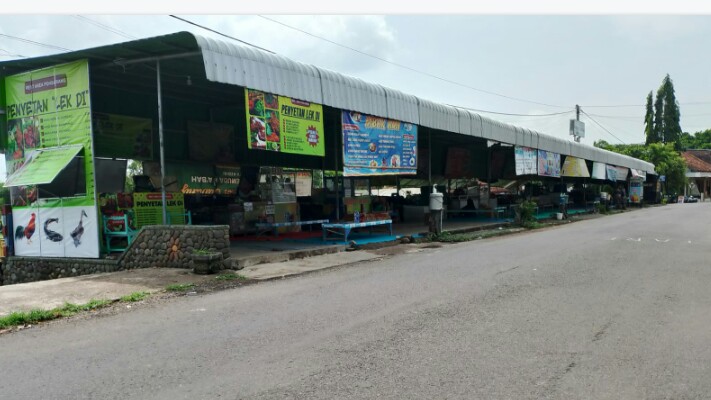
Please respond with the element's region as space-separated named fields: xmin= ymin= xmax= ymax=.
xmin=14 ymin=212 xmax=36 ymax=244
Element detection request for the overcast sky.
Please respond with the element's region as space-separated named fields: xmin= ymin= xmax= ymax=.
xmin=2 ymin=15 xmax=711 ymax=177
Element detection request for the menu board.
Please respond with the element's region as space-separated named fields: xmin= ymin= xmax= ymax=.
xmin=342 ymin=110 xmax=417 ymax=176
xmin=133 ymin=192 xmax=185 ymax=227
xmin=245 ymin=88 xmax=324 ymax=156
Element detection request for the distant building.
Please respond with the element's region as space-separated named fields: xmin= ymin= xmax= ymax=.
xmin=681 ymin=150 xmax=711 ymax=200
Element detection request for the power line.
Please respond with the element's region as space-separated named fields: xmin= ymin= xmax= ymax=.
xmin=169 ymin=15 xmax=274 ymax=54
xmin=450 ymin=104 xmax=574 ymax=117
xmin=582 ymin=101 xmax=711 ymax=108
xmin=0 ymin=33 xmax=72 ymax=52
xmin=73 ymin=15 xmax=137 ymax=40
xmin=0 ymin=48 xmax=26 ymax=58
xmin=257 ymin=15 xmax=568 ymax=109
xmin=590 ymin=112 xmax=711 ymax=120
xmin=581 ymin=110 xmax=626 ymax=144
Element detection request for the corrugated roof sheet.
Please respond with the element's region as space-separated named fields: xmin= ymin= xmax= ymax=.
xmin=318 ymin=68 xmax=388 ymax=118
xmin=380 ymin=86 xmax=419 ymax=124
xmin=0 ymin=30 xmax=656 ymax=174
xmin=196 ymin=35 xmax=324 ymax=103
xmin=418 ymin=99 xmax=459 ymax=132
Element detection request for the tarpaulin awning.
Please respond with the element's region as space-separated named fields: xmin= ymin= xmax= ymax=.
xmin=561 ymin=156 xmax=590 ymax=178
xmin=630 ymin=168 xmax=647 ymax=180
xmin=4 ymin=145 xmax=83 ymax=187
xmin=591 ymin=162 xmax=607 ymax=180
xmin=616 ymin=166 xmax=629 ymax=181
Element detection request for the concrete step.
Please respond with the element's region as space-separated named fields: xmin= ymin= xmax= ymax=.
xmin=227 ymin=244 xmax=346 ymax=270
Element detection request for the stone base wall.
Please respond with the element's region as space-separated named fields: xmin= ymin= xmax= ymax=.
xmin=1 ymin=258 xmax=120 ymax=285
xmin=118 ymin=225 xmax=230 ymax=270
xmin=0 ymin=225 xmax=231 ymax=286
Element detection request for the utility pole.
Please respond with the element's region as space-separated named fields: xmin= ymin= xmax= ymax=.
xmin=574 ymin=104 xmax=581 ymax=143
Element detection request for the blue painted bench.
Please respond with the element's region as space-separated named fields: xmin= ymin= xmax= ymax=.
xmin=322 ymin=219 xmax=393 ymax=243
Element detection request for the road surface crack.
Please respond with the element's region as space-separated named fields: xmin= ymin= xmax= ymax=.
xmin=592 ymin=321 xmax=613 ymax=342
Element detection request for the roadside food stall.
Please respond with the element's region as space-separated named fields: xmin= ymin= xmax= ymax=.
xmin=0 ymin=31 xmax=656 ymax=261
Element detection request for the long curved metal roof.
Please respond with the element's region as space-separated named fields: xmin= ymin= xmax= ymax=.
xmin=0 ymin=31 xmax=654 ymax=173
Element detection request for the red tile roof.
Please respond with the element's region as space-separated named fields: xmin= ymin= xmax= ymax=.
xmin=681 ymin=151 xmax=711 ymax=173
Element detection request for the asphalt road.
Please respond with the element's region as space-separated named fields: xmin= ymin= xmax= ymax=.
xmin=2 ymin=203 xmax=710 ymax=400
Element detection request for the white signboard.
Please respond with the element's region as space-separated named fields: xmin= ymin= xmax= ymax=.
xmin=514 ymin=146 xmax=538 ymax=175
xmin=570 ymin=120 xmax=585 ymax=138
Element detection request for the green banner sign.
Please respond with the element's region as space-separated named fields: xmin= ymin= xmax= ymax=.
xmin=245 ymin=88 xmax=325 ymax=156
xmin=5 ymin=59 xmax=95 ymax=207
xmin=133 ymin=192 xmax=185 ymax=227
xmin=93 ymin=112 xmax=153 ymax=160
xmin=164 ymin=163 xmax=240 ymax=196
xmin=4 ymin=59 xmax=100 ymax=258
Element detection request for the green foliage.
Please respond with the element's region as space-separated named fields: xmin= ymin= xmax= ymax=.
xmin=594 ymin=141 xmax=687 ymax=194
xmin=647 ymin=74 xmax=682 ymax=150
xmin=215 ymin=273 xmax=248 ymax=281
xmin=120 ymin=291 xmax=150 ymax=302
xmin=192 ymin=248 xmax=213 ymax=255
xmin=596 ymin=203 xmax=609 ymax=214
xmin=0 ymin=299 xmax=111 ymax=329
xmin=0 ymin=185 xmax=9 ymax=205
xmin=519 ymin=200 xmax=537 ymax=225
xmin=124 ymin=160 xmax=143 ymax=193
xmin=644 ymin=91 xmax=658 ymax=145
xmin=680 ymin=129 xmax=711 ymax=150
xmin=166 ymin=283 xmax=195 ymax=292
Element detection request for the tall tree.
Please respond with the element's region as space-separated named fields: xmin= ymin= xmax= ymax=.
xmin=661 ymin=74 xmax=682 ymax=150
xmin=653 ymin=84 xmax=665 ymax=143
xmin=644 ymin=90 xmax=657 ymax=145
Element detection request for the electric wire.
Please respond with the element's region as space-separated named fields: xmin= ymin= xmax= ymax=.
xmin=73 ymin=15 xmax=137 ymax=40
xmin=0 ymin=48 xmax=26 ymax=58
xmin=256 ymin=15 xmax=568 ymax=109
xmin=0 ymin=33 xmax=72 ymax=52
xmin=450 ymin=104 xmax=574 ymax=117
xmin=582 ymin=101 xmax=711 ymax=108
xmin=581 ymin=110 xmax=627 ymax=144
xmin=169 ymin=15 xmax=274 ymax=54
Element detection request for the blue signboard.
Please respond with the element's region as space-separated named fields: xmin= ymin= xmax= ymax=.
xmin=342 ymin=110 xmax=417 ymax=176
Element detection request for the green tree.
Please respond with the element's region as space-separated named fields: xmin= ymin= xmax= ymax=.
xmin=661 ymin=75 xmax=682 ymax=149
xmin=653 ymin=85 xmax=665 ymax=142
xmin=680 ymin=129 xmax=711 ymax=150
xmin=644 ymin=91 xmax=658 ymax=145
xmin=594 ymin=140 xmax=687 ymax=194
xmin=125 ymin=160 xmax=143 ymax=192
xmin=648 ymin=74 xmax=683 ymax=149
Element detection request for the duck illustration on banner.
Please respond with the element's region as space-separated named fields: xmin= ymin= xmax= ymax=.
xmin=70 ymin=210 xmax=89 ymax=247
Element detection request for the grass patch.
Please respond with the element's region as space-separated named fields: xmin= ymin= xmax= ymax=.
xmin=215 ymin=273 xmax=248 ymax=281
xmin=0 ymin=299 xmax=112 ymax=329
xmin=120 ymin=291 xmax=150 ymax=302
xmin=429 ymin=229 xmax=512 ymax=243
xmin=165 ymin=283 xmax=196 ymax=292
xmin=522 ymin=221 xmax=546 ymax=229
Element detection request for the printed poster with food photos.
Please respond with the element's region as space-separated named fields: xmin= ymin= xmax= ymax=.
xmin=4 ymin=59 xmax=100 ymax=258
xmin=341 ymin=110 xmax=417 ymax=176
xmin=245 ymin=88 xmax=324 ymax=156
